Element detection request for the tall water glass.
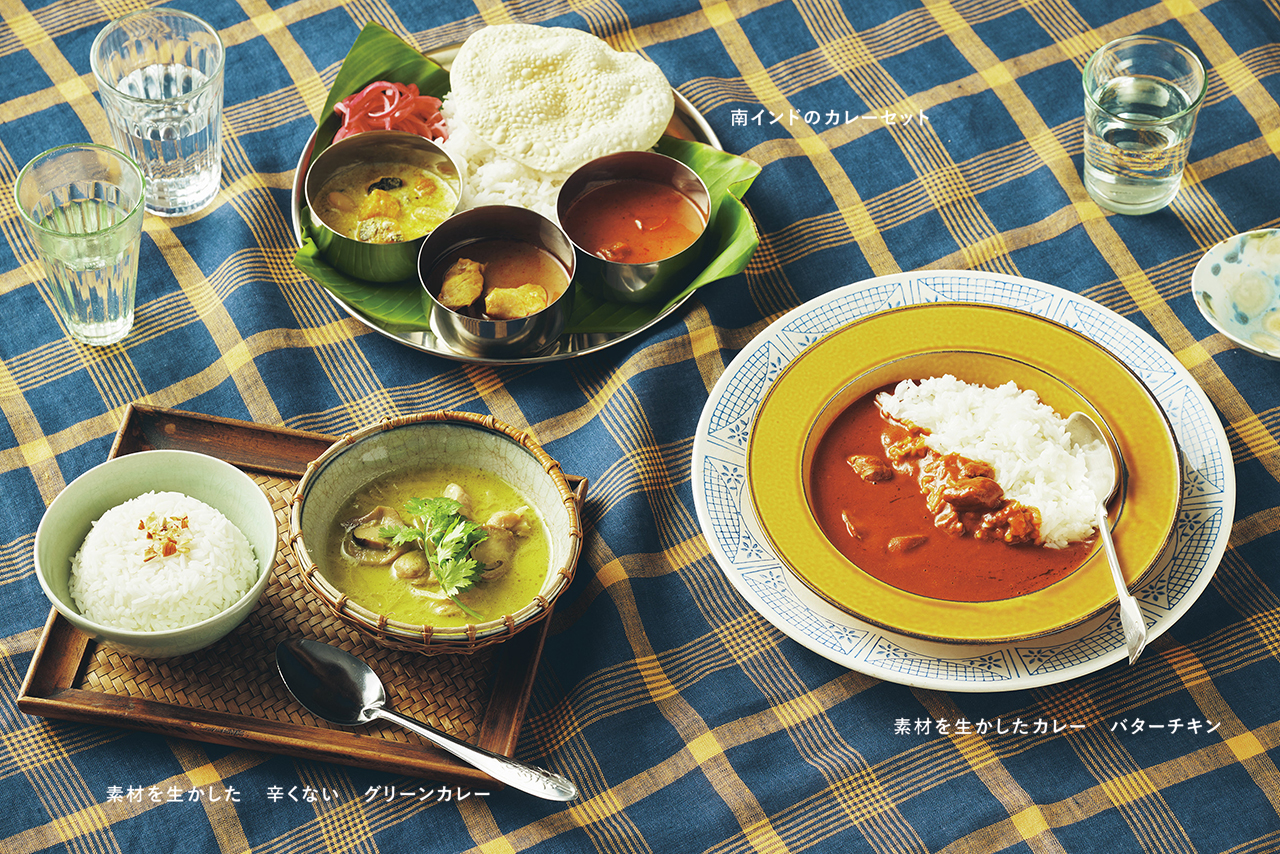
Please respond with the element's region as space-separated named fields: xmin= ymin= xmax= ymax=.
xmin=1082 ymin=36 xmax=1206 ymax=215
xmin=15 ymin=144 xmax=146 ymax=346
xmin=91 ymin=8 xmax=224 ymax=217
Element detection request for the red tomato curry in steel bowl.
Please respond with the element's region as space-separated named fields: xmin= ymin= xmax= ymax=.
xmin=746 ymin=304 xmax=1182 ymax=644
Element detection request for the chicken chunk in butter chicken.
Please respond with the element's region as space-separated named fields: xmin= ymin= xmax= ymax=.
xmin=876 ymin=424 xmax=1041 ymax=545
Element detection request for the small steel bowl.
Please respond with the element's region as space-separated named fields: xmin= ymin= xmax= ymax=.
xmin=304 ymin=130 xmax=462 ymax=283
xmin=418 ymin=205 xmax=575 ymax=358
xmin=556 ymin=150 xmax=710 ymax=304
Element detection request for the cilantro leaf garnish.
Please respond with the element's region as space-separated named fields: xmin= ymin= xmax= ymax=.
xmin=405 ymin=495 xmax=452 ymax=521
xmin=398 ymin=496 xmax=488 ymax=619
xmin=379 ymin=523 xmax=424 ymax=547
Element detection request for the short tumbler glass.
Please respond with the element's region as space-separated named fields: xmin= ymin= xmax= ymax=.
xmin=91 ymin=8 xmax=225 ymax=217
xmin=14 ymin=144 xmax=146 ymax=347
xmin=1082 ymin=35 xmax=1206 ymax=215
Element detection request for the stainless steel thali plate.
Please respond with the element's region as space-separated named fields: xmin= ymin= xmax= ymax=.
xmin=290 ymin=44 xmax=722 ymax=365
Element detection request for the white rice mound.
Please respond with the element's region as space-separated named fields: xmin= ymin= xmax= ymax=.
xmin=69 ymin=491 xmax=259 ymax=632
xmin=876 ymin=375 xmax=1112 ymax=549
xmin=439 ymin=98 xmax=564 ymax=219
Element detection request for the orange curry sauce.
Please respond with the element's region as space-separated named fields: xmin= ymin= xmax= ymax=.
xmin=807 ymin=386 xmax=1094 ymax=602
xmin=561 ymin=178 xmax=706 ymax=264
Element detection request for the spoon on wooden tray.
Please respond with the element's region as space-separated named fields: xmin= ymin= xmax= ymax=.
xmin=275 ymin=638 xmax=578 ymax=801
xmin=1064 ymin=411 xmax=1148 ymax=665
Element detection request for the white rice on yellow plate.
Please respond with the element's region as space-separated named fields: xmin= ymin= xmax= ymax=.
xmin=69 ymin=490 xmax=259 ymax=632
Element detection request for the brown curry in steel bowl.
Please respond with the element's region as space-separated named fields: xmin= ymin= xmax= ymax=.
xmin=745 ymin=305 xmax=1182 ymax=644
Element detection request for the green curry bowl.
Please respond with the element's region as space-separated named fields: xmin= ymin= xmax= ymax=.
xmin=33 ymin=450 xmax=279 ymax=658
xmin=305 ymin=130 xmax=463 ymax=283
xmin=289 ymin=412 xmax=586 ymax=655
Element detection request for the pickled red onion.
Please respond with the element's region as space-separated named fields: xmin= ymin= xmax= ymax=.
xmin=333 ymin=81 xmax=448 ymax=142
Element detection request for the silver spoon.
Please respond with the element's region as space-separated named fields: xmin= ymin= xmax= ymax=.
xmin=1065 ymin=412 xmax=1148 ymax=665
xmin=275 ymin=638 xmax=578 ymax=801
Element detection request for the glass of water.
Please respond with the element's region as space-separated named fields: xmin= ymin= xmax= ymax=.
xmin=1082 ymin=36 xmax=1206 ymax=215
xmin=91 ymin=8 xmax=224 ymax=218
xmin=14 ymin=144 xmax=146 ymax=347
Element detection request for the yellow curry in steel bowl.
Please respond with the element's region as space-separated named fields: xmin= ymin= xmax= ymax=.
xmin=312 ymin=159 xmax=458 ymax=245
xmin=304 ymin=130 xmax=462 ymax=283
xmin=290 ymin=412 xmax=584 ymax=655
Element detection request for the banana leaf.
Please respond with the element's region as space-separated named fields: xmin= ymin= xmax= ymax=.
xmin=292 ymin=22 xmax=760 ymax=336
xmin=294 ymin=208 xmax=428 ymax=332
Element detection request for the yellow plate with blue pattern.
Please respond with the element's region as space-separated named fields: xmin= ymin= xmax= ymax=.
xmin=747 ymin=303 xmax=1181 ymax=643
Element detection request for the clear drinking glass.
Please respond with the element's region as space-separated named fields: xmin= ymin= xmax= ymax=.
xmin=91 ymin=8 xmax=224 ymax=217
xmin=1082 ymin=35 xmax=1206 ymax=215
xmin=14 ymin=144 xmax=146 ymax=346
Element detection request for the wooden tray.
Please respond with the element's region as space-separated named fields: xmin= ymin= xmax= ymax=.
xmin=17 ymin=404 xmax=581 ymax=788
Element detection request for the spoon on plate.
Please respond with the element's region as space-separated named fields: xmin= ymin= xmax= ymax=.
xmin=275 ymin=638 xmax=578 ymax=801
xmin=1065 ymin=412 xmax=1147 ymax=665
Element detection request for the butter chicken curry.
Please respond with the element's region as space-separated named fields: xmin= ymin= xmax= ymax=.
xmin=808 ymin=385 xmax=1095 ymax=602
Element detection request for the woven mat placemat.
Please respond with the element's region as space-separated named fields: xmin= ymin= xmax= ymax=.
xmin=76 ymin=473 xmax=495 ymax=743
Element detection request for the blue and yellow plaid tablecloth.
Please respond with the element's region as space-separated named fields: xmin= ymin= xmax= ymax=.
xmin=4 ymin=0 xmax=1280 ymax=851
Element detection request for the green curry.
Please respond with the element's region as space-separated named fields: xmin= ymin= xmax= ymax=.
xmin=322 ymin=464 xmax=549 ymax=627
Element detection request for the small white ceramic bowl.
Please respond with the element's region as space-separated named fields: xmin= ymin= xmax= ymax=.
xmin=1192 ymin=228 xmax=1280 ymax=360
xmin=33 ymin=450 xmax=279 ymax=658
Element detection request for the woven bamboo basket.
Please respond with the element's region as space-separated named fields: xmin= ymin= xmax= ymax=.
xmin=289 ymin=411 xmax=585 ymax=655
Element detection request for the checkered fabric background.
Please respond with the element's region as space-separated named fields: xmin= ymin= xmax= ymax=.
xmin=3 ymin=0 xmax=1280 ymax=851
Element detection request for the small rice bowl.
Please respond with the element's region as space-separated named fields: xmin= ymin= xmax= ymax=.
xmin=69 ymin=491 xmax=260 ymax=632
xmin=876 ymin=375 xmax=1112 ymax=549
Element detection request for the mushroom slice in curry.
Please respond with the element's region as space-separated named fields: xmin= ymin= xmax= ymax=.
xmin=342 ymin=505 xmax=412 ymax=565
xmin=474 ymin=507 xmax=533 ymax=581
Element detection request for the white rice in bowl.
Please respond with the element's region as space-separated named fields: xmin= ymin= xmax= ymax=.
xmin=69 ymin=491 xmax=260 ymax=632
xmin=876 ymin=375 xmax=1112 ymax=549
